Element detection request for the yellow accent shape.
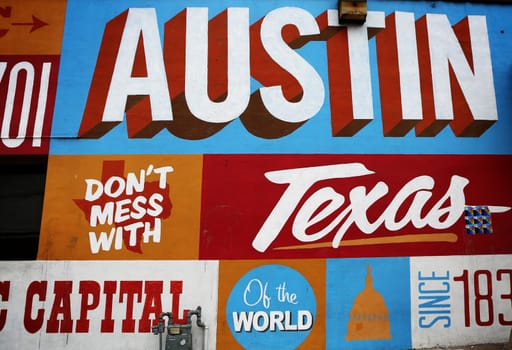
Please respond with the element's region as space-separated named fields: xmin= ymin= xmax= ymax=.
xmin=274 ymin=233 xmax=458 ymax=250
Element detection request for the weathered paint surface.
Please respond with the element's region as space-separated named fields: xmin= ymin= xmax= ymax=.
xmin=1 ymin=0 xmax=511 ymax=348
xmin=0 ymin=260 xmax=219 ymax=349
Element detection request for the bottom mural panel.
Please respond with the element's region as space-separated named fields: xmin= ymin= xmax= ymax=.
xmin=217 ymin=255 xmax=511 ymax=350
xmin=411 ymin=255 xmax=512 ymax=348
xmin=0 ymin=261 xmax=219 ymax=349
xmin=0 ymin=256 xmax=510 ymax=349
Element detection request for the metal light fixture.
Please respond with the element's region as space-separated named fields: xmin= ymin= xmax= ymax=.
xmin=338 ymin=0 xmax=368 ymax=25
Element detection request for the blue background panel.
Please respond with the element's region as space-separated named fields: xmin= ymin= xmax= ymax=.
xmin=51 ymin=0 xmax=512 ymax=154
xmin=326 ymin=257 xmax=411 ymax=350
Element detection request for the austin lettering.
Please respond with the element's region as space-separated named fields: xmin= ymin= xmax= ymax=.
xmin=78 ymin=7 xmax=497 ymax=139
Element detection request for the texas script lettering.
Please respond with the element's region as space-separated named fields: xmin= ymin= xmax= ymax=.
xmin=252 ymin=163 xmax=468 ymax=252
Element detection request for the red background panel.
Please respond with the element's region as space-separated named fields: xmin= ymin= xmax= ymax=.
xmin=199 ymin=154 xmax=512 ymax=259
xmin=0 ymin=55 xmax=59 ymax=155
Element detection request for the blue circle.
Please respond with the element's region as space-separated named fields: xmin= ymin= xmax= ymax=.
xmin=226 ymin=264 xmax=316 ymax=350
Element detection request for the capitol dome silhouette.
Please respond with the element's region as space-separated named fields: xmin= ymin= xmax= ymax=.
xmin=346 ymin=265 xmax=392 ymax=341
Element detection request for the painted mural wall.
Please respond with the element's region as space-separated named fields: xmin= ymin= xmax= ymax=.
xmin=0 ymin=0 xmax=511 ymax=349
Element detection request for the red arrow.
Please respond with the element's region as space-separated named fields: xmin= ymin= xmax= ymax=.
xmin=12 ymin=15 xmax=47 ymax=33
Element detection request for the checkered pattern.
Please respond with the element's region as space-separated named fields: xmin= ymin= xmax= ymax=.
xmin=464 ymin=206 xmax=493 ymax=234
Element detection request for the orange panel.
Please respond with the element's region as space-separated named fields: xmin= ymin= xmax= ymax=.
xmin=217 ymin=259 xmax=326 ymax=349
xmin=38 ymin=154 xmax=203 ymax=260
xmin=0 ymin=0 xmax=66 ymax=54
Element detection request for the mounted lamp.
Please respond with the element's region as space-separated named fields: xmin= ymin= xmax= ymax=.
xmin=338 ymin=0 xmax=368 ymax=24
